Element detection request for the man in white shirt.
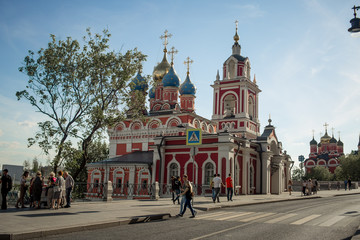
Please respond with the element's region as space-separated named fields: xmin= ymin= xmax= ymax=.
xmin=212 ymin=174 xmax=225 ymax=203
xmin=63 ymin=171 xmax=74 ymax=208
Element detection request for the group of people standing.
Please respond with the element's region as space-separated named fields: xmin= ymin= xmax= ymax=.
xmin=171 ymin=175 xmax=197 ymax=218
xmin=0 ymin=169 xmax=74 ymax=210
xmin=301 ymin=179 xmax=319 ymax=196
xmin=210 ymin=173 xmax=234 ymax=203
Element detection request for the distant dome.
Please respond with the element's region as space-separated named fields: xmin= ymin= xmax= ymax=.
xmin=310 ymin=138 xmax=317 ymax=145
xmin=162 ymin=66 xmax=180 ymax=87
xmin=149 ymin=87 xmax=155 ymax=99
xmin=337 ymin=139 xmax=343 ymax=146
xmin=330 ymin=136 xmax=337 ymax=144
xmin=131 ymin=72 xmax=148 ymax=91
xmin=153 ymin=51 xmax=171 ymax=82
xmin=179 ymin=74 xmax=196 ymax=95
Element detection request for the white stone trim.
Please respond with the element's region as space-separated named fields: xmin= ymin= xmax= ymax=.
xmin=201 ymin=157 xmax=216 ymax=185
xmin=167 ymin=158 xmax=180 ymax=184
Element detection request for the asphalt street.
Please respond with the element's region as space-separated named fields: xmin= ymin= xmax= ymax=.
xmin=30 ymin=194 xmax=360 ymax=240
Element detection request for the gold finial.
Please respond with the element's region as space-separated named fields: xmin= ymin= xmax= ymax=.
xmin=338 ymin=131 xmax=341 ymax=139
xmin=323 ymin=122 xmax=329 ymax=132
xmin=160 ymin=30 xmax=172 ymax=52
xmin=331 ymin=127 xmax=335 ymax=136
xmin=184 ymin=57 xmax=194 ymax=75
xmin=234 ymin=20 xmax=239 ymax=42
xmin=312 ymin=129 xmax=315 ymax=138
xmin=168 ymin=46 xmax=178 ymax=65
xmin=253 ymin=74 xmax=257 ymax=84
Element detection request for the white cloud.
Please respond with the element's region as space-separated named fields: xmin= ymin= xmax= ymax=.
xmin=0 ymin=129 xmax=3 ymax=137
xmin=0 ymin=141 xmax=21 ymax=149
xmin=18 ymin=120 xmax=37 ymax=128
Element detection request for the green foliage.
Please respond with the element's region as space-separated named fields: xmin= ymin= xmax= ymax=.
xmin=305 ymin=166 xmax=332 ymax=181
xmin=337 ymin=154 xmax=360 ymax=181
xmin=18 ymin=28 xmax=147 ymax=178
xmin=292 ymin=167 xmax=304 ymax=181
xmin=63 ymin=140 xmax=109 ymax=182
xmin=32 ymin=157 xmax=39 ymax=173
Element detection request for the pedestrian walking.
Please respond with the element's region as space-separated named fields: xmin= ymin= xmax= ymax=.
xmin=15 ymin=171 xmax=29 ymax=208
xmin=173 ymin=176 xmax=181 ymax=204
xmin=226 ymin=173 xmax=233 ymax=201
xmin=178 ymin=178 xmax=186 ymax=215
xmin=1 ymin=169 xmax=12 ymax=210
xmin=63 ymin=171 xmax=74 ymax=208
xmin=32 ymin=171 xmax=43 ymax=209
xmin=177 ymin=175 xmax=197 ymax=218
xmin=213 ymin=174 xmax=225 ymax=203
xmin=348 ymin=178 xmax=352 ymax=190
xmin=210 ymin=174 xmax=216 ymax=201
xmin=302 ymin=180 xmax=307 ymax=196
xmin=288 ymin=179 xmax=293 ymax=195
xmin=171 ymin=176 xmax=176 ymax=203
xmin=307 ymin=179 xmax=312 ymax=196
xmin=344 ymin=179 xmax=348 ymax=191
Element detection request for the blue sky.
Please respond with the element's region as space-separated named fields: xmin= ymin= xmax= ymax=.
xmin=0 ymin=0 xmax=359 ymax=168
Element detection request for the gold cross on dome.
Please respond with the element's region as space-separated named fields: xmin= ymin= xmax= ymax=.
xmin=160 ymin=30 xmax=172 ymax=50
xmin=235 ymin=20 xmax=239 ymax=31
xmin=331 ymin=127 xmax=335 ymax=135
xmin=168 ymin=46 xmax=178 ymax=64
xmin=184 ymin=57 xmax=194 ymax=74
xmin=312 ymin=129 xmax=315 ymax=138
xmin=323 ymin=122 xmax=329 ymax=131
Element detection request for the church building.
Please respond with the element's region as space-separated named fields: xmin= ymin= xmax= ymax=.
xmin=86 ymin=24 xmax=293 ymax=199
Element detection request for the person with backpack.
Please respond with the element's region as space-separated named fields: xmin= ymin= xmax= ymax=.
xmin=1 ymin=169 xmax=12 ymax=210
xmin=177 ymin=175 xmax=197 ymax=218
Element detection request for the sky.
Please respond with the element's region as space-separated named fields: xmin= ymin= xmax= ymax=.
xmin=0 ymin=0 xmax=359 ymax=169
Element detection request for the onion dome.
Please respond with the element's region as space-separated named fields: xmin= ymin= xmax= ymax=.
xmin=162 ymin=65 xmax=180 ymax=87
xmin=131 ymin=72 xmax=148 ymax=91
xmin=153 ymin=51 xmax=171 ymax=82
xmin=337 ymin=138 xmax=343 ymax=146
xmin=179 ymin=74 xmax=196 ymax=95
xmin=318 ymin=142 xmax=321 ymax=147
xmin=310 ymin=137 xmax=317 ymax=145
xmin=330 ymin=134 xmax=337 ymax=144
xmin=149 ymin=87 xmax=155 ymax=99
xmin=320 ymin=130 xmax=331 ymax=143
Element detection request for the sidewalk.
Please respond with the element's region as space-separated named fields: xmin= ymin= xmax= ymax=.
xmin=1 ymin=189 xmax=359 ymax=240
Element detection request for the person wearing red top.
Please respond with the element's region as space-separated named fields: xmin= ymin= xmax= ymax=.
xmin=226 ymin=173 xmax=233 ymax=201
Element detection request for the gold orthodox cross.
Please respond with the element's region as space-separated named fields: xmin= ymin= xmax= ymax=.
xmin=184 ymin=57 xmax=194 ymax=74
xmin=323 ymin=122 xmax=329 ymax=131
xmin=160 ymin=30 xmax=172 ymax=51
xmin=168 ymin=46 xmax=178 ymax=64
xmin=235 ymin=20 xmax=238 ymax=31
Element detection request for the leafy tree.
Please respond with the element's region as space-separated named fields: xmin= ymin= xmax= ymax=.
xmin=17 ymin=28 xmax=147 ymax=178
xmin=338 ymin=154 xmax=360 ymax=180
xmin=23 ymin=160 xmax=31 ymax=171
xmin=305 ymin=166 xmax=332 ymax=181
xmin=62 ymin=140 xmax=108 ymax=182
xmin=32 ymin=157 xmax=39 ymax=173
xmin=292 ymin=167 xmax=304 ymax=181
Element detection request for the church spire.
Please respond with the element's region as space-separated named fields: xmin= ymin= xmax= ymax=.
xmin=232 ymin=20 xmax=241 ymax=55
xmin=234 ymin=20 xmax=240 ymax=43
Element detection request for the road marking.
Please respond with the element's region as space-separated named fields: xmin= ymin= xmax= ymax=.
xmin=195 ymin=211 xmax=228 ymax=219
xmin=265 ymin=213 xmax=298 ymax=224
xmin=318 ymin=216 xmax=345 ymax=227
xmin=239 ymin=212 xmax=275 ymax=222
xmin=190 ymin=222 xmax=253 ymax=240
xmin=290 ymin=214 xmax=321 ymax=225
xmin=216 ymin=212 xmax=254 ymax=220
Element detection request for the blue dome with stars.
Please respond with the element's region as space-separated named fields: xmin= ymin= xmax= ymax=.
xmin=162 ymin=66 xmax=180 ymax=88
xmin=179 ymin=74 xmax=196 ymax=95
xmin=131 ymin=72 xmax=148 ymax=91
xmin=149 ymin=87 xmax=155 ymax=99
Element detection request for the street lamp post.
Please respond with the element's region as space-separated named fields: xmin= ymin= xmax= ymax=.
xmin=348 ymin=5 xmax=360 ymax=33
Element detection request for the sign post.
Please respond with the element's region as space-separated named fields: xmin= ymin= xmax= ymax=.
xmin=186 ymin=129 xmax=202 ymax=183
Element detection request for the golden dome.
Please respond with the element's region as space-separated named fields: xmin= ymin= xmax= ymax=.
xmin=320 ymin=131 xmax=331 ymax=144
xmin=153 ymin=50 xmax=171 ymax=82
xmin=234 ymin=32 xmax=239 ymax=42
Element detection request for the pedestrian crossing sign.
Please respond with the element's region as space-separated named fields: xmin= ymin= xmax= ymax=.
xmin=186 ymin=128 xmax=202 ymax=145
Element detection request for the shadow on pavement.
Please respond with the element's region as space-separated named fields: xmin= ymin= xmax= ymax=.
xmin=18 ymin=210 xmax=100 ymax=217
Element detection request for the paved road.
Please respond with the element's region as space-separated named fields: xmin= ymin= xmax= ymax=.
xmin=31 ymin=195 xmax=360 ymax=240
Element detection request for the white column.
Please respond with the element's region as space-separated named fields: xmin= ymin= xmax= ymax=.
xmin=242 ymin=149 xmax=250 ymax=194
xmin=261 ymin=152 xmax=272 ymax=194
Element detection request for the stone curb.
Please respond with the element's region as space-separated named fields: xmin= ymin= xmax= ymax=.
xmin=0 ymin=213 xmax=171 ymax=240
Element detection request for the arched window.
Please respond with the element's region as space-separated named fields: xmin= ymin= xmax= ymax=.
xmin=169 ymin=163 xmax=179 ymax=179
xmin=204 ymin=163 xmax=215 ymax=185
xmin=248 ymin=97 xmax=254 ymax=120
xmin=223 ymin=94 xmax=236 ymax=117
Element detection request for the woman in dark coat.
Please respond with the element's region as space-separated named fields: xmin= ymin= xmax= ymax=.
xmin=32 ymin=171 xmax=43 ymax=209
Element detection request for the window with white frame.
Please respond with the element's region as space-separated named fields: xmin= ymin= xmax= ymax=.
xmin=169 ymin=163 xmax=179 ymax=180
xmin=204 ymin=162 xmax=215 ymax=185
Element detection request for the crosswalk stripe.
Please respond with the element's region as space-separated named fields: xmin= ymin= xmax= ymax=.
xmin=265 ymin=213 xmax=298 ymax=224
xmin=318 ymin=216 xmax=345 ymax=227
xmin=239 ymin=212 xmax=275 ymax=222
xmin=290 ymin=214 xmax=321 ymax=225
xmin=195 ymin=211 xmax=228 ymax=219
xmin=216 ymin=212 xmax=254 ymax=221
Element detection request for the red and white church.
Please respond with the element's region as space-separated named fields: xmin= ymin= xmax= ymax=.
xmin=86 ymin=25 xmax=293 ymax=198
